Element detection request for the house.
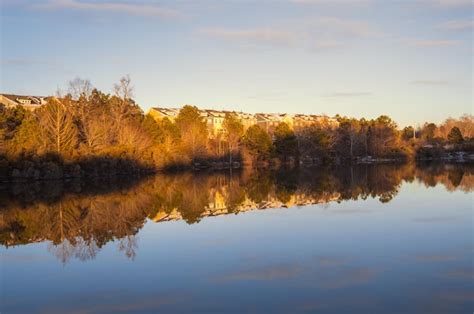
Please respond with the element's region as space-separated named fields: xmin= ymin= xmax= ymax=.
xmin=235 ymin=112 xmax=257 ymax=131
xmin=148 ymin=106 xmax=337 ymax=137
xmin=0 ymin=94 xmax=48 ymax=110
xmin=293 ymin=114 xmax=339 ymax=130
xmin=256 ymin=113 xmax=294 ymax=134
xmin=149 ymin=107 xmax=230 ymax=137
xmin=148 ymin=107 xmax=180 ymax=122
xmin=203 ymin=109 xmax=228 ymax=137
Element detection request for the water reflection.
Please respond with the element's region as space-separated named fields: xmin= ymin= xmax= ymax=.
xmin=1 ymin=163 xmax=472 ymax=264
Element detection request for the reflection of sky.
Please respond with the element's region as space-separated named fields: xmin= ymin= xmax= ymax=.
xmin=2 ymin=182 xmax=473 ymax=313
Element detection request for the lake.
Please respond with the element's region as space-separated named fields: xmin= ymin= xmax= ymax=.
xmin=1 ymin=163 xmax=473 ymax=313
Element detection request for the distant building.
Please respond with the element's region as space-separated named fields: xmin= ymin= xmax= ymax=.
xmin=148 ymin=106 xmax=337 ymax=137
xmin=149 ymin=107 xmax=258 ymax=138
xmin=203 ymin=109 xmax=227 ymax=137
xmin=148 ymin=107 xmax=180 ymax=122
xmin=0 ymin=94 xmax=48 ymax=110
xmin=293 ymin=114 xmax=339 ymax=130
xmin=235 ymin=112 xmax=257 ymax=131
xmin=256 ymin=113 xmax=294 ymax=134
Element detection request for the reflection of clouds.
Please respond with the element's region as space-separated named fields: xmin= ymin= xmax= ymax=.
xmin=317 ymin=267 xmax=378 ymax=289
xmin=324 ymin=208 xmax=372 ymax=215
xmin=39 ymin=293 xmax=183 ymax=314
xmin=412 ymin=216 xmax=458 ymax=223
xmin=317 ymin=256 xmax=349 ymax=267
xmin=413 ymin=289 xmax=474 ymax=313
xmin=0 ymin=253 xmax=49 ymax=261
xmin=199 ymin=237 xmax=235 ymax=247
xmin=443 ymin=267 xmax=474 ymax=280
xmin=299 ymin=293 xmax=379 ymax=312
xmin=214 ymin=264 xmax=302 ymax=282
xmin=414 ymin=255 xmax=459 ymax=262
xmin=214 ymin=255 xmax=380 ymax=290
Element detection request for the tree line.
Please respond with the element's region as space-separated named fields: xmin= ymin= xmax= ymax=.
xmin=1 ymin=77 xmax=473 ymax=179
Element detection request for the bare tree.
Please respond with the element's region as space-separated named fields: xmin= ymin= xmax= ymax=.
xmin=118 ymin=235 xmax=138 ymax=261
xmin=38 ymin=97 xmax=77 ymax=153
xmin=117 ymin=121 xmax=152 ymax=152
xmin=114 ymin=74 xmax=133 ymax=101
xmin=68 ymin=77 xmax=93 ymax=101
xmin=111 ymin=75 xmax=138 ymax=134
xmin=223 ymin=113 xmax=244 ymax=164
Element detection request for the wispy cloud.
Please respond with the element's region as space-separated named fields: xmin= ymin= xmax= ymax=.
xmin=322 ymin=92 xmax=372 ymax=97
xmin=436 ymin=19 xmax=474 ymax=31
xmin=31 ymin=0 xmax=180 ymax=18
xmin=199 ymin=16 xmax=380 ymax=52
xmin=409 ymin=39 xmax=461 ymax=47
xmin=418 ymin=0 xmax=474 ymax=8
xmin=199 ymin=28 xmax=297 ymax=48
xmin=411 ymin=80 xmax=457 ymax=86
xmin=314 ymin=17 xmax=382 ymax=38
xmin=312 ymin=40 xmax=345 ymax=51
xmin=291 ymin=0 xmax=373 ymax=4
xmin=2 ymin=58 xmax=38 ymax=66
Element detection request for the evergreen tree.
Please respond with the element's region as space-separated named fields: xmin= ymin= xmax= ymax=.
xmin=447 ymin=126 xmax=464 ymax=144
xmin=274 ymin=122 xmax=298 ymax=160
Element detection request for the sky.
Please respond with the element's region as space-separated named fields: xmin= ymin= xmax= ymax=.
xmin=1 ymin=0 xmax=473 ymax=127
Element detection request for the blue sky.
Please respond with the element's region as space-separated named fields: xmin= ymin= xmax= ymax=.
xmin=1 ymin=0 xmax=472 ymax=126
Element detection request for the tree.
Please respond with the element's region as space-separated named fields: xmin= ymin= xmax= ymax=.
xmin=9 ymin=114 xmax=42 ymax=154
xmin=142 ymin=114 xmax=165 ymax=144
xmin=68 ymin=77 xmax=93 ymax=101
xmin=117 ymin=120 xmax=152 ymax=153
xmin=274 ymin=122 xmax=298 ymax=160
xmin=175 ymin=105 xmax=208 ymax=161
xmin=367 ymin=116 xmax=401 ymax=158
xmin=421 ymin=123 xmax=437 ymax=141
xmin=447 ymin=126 xmax=464 ymax=144
xmin=334 ymin=118 xmax=362 ymax=158
xmin=37 ymin=97 xmax=77 ymax=154
xmin=438 ymin=115 xmax=474 ymax=139
xmin=111 ymin=75 xmax=142 ymax=130
xmin=297 ymin=126 xmax=331 ymax=161
xmin=223 ymin=113 xmax=244 ymax=164
xmin=242 ymin=125 xmax=273 ymax=162
xmin=402 ymin=126 xmax=415 ymax=141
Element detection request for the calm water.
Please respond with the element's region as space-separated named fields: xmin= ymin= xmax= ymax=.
xmin=1 ymin=164 xmax=473 ymax=313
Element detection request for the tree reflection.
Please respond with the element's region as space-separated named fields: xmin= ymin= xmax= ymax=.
xmin=1 ymin=163 xmax=472 ymax=263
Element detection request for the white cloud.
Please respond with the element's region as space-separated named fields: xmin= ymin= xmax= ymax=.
xmin=31 ymin=0 xmax=179 ymax=18
xmin=436 ymin=20 xmax=474 ymax=31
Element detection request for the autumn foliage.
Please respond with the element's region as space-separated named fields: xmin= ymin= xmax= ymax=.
xmin=1 ymin=77 xmax=473 ymax=181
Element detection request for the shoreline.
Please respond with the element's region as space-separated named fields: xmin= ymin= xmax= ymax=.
xmin=2 ymin=157 xmax=473 ymax=183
